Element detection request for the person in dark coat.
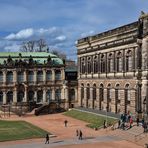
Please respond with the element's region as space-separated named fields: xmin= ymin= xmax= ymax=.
xmin=45 ymin=134 xmax=49 ymax=144
xmin=64 ymin=120 xmax=68 ymax=127
xmin=136 ymin=117 xmax=139 ymax=126
xmin=79 ymin=130 xmax=83 ymax=140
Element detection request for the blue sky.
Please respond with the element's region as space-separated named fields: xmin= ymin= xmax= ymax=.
xmin=0 ymin=0 xmax=148 ymax=60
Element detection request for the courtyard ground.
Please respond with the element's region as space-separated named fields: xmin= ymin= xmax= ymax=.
xmin=0 ymin=112 xmax=147 ymax=148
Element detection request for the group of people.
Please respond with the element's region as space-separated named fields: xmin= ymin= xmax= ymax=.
xmin=118 ymin=113 xmax=133 ymax=130
xmin=76 ymin=129 xmax=83 ymax=140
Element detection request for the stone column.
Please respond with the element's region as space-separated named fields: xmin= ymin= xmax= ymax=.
xmin=52 ymin=69 xmax=55 ymax=81
xmin=13 ymin=89 xmax=17 ymax=103
xmin=24 ymin=71 xmax=27 ymax=83
xmin=90 ymin=87 xmax=93 ymax=108
xmin=24 ymin=86 xmax=27 ymax=102
xmin=84 ymin=87 xmax=87 ymax=107
xmin=3 ymin=91 xmax=7 ymax=104
xmin=120 ymin=89 xmax=125 ymax=113
xmin=52 ymin=88 xmax=55 ymax=100
xmin=64 ymin=86 xmax=69 ymax=109
xmin=43 ymin=69 xmax=46 ymax=84
xmin=74 ymin=88 xmax=78 ymax=103
xmin=43 ymin=89 xmax=46 ymax=103
xmin=3 ymin=71 xmax=6 ymax=85
xmin=13 ymin=70 xmax=17 ymax=84
xmin=111 ymin=89 xmax=115 ymax=113
xmin=34 ymin=91 xmax=37 ymax=102
xmin=62 ymin=69 xmax=65 ymax=80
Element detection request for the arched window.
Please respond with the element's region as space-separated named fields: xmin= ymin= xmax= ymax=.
xmin=100 ymin=84 xmax=104 ymax=101
xmin=0 ymin=91 xmax=3 ymax=103
xmin=6 ymin=71 xmax=13 ymax=83
xmin=87 ymin=57 xmax=92 ymax=74
xmin=107 ymin=84 xmax=111 ymax=102
xmin=28 ymin=71 xmax=34 ymax=83
xmin=86 ymin=84 xmax=90 ymax=100
xmin=37 ymin=90 xmax=43 ymax=103
xmin=81 ymin=58 xmax=85 ymax=74
xmin=108 ymin=53 xmax=114 ymax=73
xmin=126 ymin=50 xmax=132 ymax=72
xmin=28 ymin=91 xmax=34 ymax=101
xmin=7 ymin=91 xmax=13 ymax=103
xmin=55 ymin=70 xmax=61 ymax=80
xmin=55 ymin=89 xmax=61 ymax=101
xmin=115 ymin=84 xmax=120 ymax=103
xmin=93 ymin=56 xmax=98 ymax=73
xmin=93 ymin=84 xmax=96 ymax=100
xmin=116 ymin=52 xmax=122 ymax=72
xmin=46 ymin=90 xmax=52 ymax=102
xmin=100 ymin=54 xmax=105 ymax=73
xmin=37 ymin=71 xmax=43 ymax=82
xmin=46 ymin=70 xmax=52 ymax=80
xmin=0 ymin=71 xmax=3 ymax=83
xmin=17 ymin=71 xmax=24 ymax=83
xmin=17 ymin=91 xmax=24 ymax=102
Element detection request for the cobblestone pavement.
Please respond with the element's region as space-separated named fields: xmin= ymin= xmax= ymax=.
xmin=0 ymin=113 xmax=145 ymax=148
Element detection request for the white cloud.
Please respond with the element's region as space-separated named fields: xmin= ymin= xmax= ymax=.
xmin=55 ymin=35 xmax=66 ymax=41
xmin=4 ymin=43 xmax=21 ymax=52
xmin=5 ymin=28 xmax=34 ymax=40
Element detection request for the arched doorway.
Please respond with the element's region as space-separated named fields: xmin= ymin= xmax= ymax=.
xmin=7 ymin=91 xmax=13 ymax=103
xmin=28 ymin=91 xmax=34 ymax=102
xmin=46 ymin=90 xmax=52 ymax=103
xmin=17 ymin=91 xmax=24 ymax=102
xmin=81 ymin=84 xmax=84 ymax=107
xmin=86 ymin=84 xmax=90 ymax=108
xmin=69 ymin=89 xmax=75 ymax=108
xmin=99 ymin=84 xmax=104 ymax=110
xmin=92 ymin=84 xmax=96 ymax=109
xmin=37 ymin=90 xmax=43 ymax=103
xmin=0 ymin=91 xmax=3 ymax=104
xmin=107 ymin=84 xmax=111 ymax=112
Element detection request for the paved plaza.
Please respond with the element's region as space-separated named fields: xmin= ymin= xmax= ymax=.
xmin=0 ymin=113 xmax=146 ymax=148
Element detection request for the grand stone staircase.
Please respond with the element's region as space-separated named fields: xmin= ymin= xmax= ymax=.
xmin=108 ymin=123 xmax=148 ymax=146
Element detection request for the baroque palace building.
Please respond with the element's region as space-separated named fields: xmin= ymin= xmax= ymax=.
xmin=0 ymin=52 xmax=77 ymax=113
xmin=77 ymin=12 xmax=148 ymax=116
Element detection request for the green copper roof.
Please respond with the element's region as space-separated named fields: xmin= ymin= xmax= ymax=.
xmin=0 ymin=52 xmax=63 ymax=65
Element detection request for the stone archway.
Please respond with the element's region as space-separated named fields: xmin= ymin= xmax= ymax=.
xmin=28 ymin=91 xmax=34 ymax=102
xmin=68 ymin=89 xmax=75 ymax=108
xmin=17 ymin=91 xmax=24 ymax=102
xmin=7 ymin=91 xmax=13 ymax=103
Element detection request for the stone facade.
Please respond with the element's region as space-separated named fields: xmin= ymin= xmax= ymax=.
xmin=76 ymin=12 xmax=148 ymax=116
xmin=0 ymin=52 xmax=77 ymax=111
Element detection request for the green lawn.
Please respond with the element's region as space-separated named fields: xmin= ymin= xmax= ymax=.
xmin=63 ymin=109 xmax=117 ymax=129
xmin=0 ymin=120 xmax=49 ymax=142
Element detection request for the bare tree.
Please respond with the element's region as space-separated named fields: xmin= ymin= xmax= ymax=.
xmin=20 ymin=39 xmax=48 ymax=52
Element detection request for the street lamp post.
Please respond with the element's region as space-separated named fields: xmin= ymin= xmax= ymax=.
xmin=106 ymin=106 xmax=108 ymax=128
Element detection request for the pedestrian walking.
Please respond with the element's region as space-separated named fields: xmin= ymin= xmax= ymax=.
xmin=76 ymin=129 xmax=79 ymax=136
xmin=64 ymin=120 xmax=68 ymax=127
xmin=45 ymin=134 xmax=49 ymax=144
xmin=79 ymin=130 xmax=83 ymax=140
